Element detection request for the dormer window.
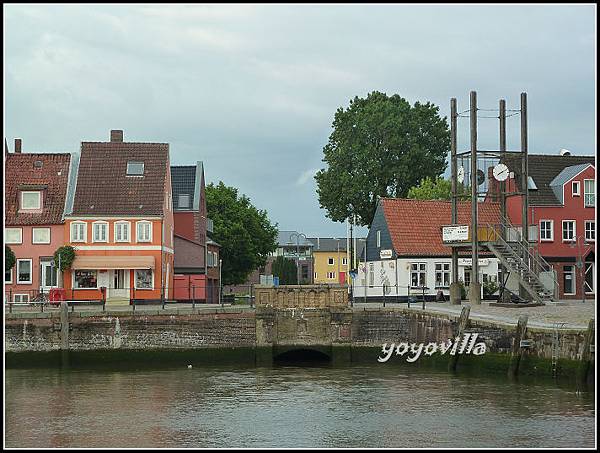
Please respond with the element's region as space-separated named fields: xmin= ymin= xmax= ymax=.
xmin=20 ymin=191 xmax=42 ymax=210
xmin=178 ymin=194 xmax=191 ymax=208
xmin=127 ymin=161 xmax=144 ymax=176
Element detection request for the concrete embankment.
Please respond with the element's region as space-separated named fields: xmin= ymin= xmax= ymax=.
xmin=4 ymin=305 xmax=594 ymax=385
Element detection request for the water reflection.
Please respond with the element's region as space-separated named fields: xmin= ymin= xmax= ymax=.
xmin=5 ymin=365 xmax=595 ymax=448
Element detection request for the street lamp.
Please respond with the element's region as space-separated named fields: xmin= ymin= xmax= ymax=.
xmin=290 ymin=232 xmax=307 ymax=285
xmin=569 ymin=234 xmax=593 ymax=303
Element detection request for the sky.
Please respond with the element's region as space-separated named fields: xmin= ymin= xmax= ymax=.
xmin=3 ymin=4 xmax=596 ymax=238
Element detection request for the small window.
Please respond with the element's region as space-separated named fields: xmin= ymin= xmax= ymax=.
xmin=572 ymin=181 xmax=580 ymax=197
xmin=127 ymin=161 xmax=144 ymax=176
xmin=314 ymin=272 xmax=318 ymax=279
xmin=32 ymin=227 xmax=51 ymax=244
xmin=562 ymin=220 xmax=576 ymax=242
xmin=539 ymin=220 xmax=553 ymax=242
xmin=585 ymin=221 xmax=595 ymax=242
xmin=178 ymin=194 xmax=191 ymax=208
xmin=327 ymin=272 xmax=336 ymax=279
xmin=115 ymin=222 xmax=130 ymax=242
xmin=584 ymin=180 xmax=595 ymax=207
xmin=6 ymin=228 xmax=23 ymax=244
xmin=74 ymin=270 xmax=98 ymax=289
xmin=13 ymin=294 xmax=30 ymax=303
xmin=135 ymin=269 xmax=153 ymax=289
xmin=20 ymin=191 xmax=41 ymax=210
xmin=342 ymin=257 xmax=348 ymax=266
xmin=93 ymin=222 xmax=108 ymax=242
xmin=376 ymin=230 xmax=381 ymax=248
xmin=17 ymin=259 xmax=32 ymax=284
xmin=137 ymin=221 xmax=152 ymax=242
xmin=71 ymin=222 xmax=87 ymax=242
xmin=328 ymin=257 xmax=334 ymax=265
xmin=33 ymin=160 xmax=43 ymax=169
xmin=527 ymin=176 xmax=538 ymax=190
xmin=5 ymin=268 xmax=13 ymax=284
xmin=411 ymin=263 xmax=427 ymax=288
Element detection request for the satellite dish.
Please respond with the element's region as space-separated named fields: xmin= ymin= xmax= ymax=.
xmin=560 ymin=148 xmax=571 ymax=156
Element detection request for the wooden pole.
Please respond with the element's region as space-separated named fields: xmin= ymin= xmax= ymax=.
xmin=470 ymin=91 xmax=480 ymax=304
xmin=450 ymin=98 xmax=459 ymax=286
xmin=448 ymin=305 xmax=471 ymax=372
xmin=508 ymin=314 xmax=528 ymax=378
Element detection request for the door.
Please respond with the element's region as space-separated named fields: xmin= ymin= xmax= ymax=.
xmin=110 ymin=269 xmax=129 ymax=299
xmin=40 ymin=259 xmax=58 ymax=291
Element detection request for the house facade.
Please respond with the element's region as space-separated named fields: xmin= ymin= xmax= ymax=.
xmin=272 ymin=231 xmax=314 ymax=284
xmin=171 ymin=162 xmax=220 ymax=303
xmin=5 ymin=139 xmax=72 ymax=302
xmin=62 ymin=130 xmax=175 ymax=302
xmin=502 ymin=153 xmax=596 ymax=299
xmin=357 ymin=198 xmax=501 ymax=302
xmin=307 ymin=237 xmax=365 ymax=284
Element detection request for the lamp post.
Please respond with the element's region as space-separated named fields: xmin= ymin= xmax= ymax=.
xmin=290 ymin=232 xmax=307 ymax=285
xmin=569 ymin=234 xmax=592 ymax=303
xmin=359 ymin=238 xmax=367 ymax=304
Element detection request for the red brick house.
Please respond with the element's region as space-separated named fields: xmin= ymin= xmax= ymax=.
xmin=502 ymin=153 xmax=595 ymax=299
xmin=171 ymin=162 xmax=220 ymax=303
xmin=5 ymin=139 xmax=73 ymax=302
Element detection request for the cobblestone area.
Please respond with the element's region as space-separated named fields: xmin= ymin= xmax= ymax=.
xmin=354 ymin=300 xmax=595 ymax=330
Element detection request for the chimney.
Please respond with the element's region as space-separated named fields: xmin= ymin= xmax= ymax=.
xmin=110 ymin=130 xmax=124 ymax=142
xmin=14 ymin=138 xmax=22 ymax=153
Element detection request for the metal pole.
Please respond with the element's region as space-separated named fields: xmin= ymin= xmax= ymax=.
xmin=520 ymin=92 xmax=530 ymax=301
xmin=219 ymin=259 xmax=223 ymax=307
xmin=450 ymin=98 xmax=459 ymax=291
xmin=499 ymin=99 xmax=507 ymax=302
xmin=470 ymin=91 xmax=480 ymax=303
xmin=364 ymin=239 xmax=367 ymax=304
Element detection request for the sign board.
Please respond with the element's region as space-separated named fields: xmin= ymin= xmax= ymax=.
xmin=442 ymin=225 xmax=469 ymax=242
xmin=458 ymin=258 xmax=490 ymax=267
xmin=380 ymin=249 xmax=393 ymax=260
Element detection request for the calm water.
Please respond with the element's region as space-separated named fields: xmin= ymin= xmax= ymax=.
xmin=4 ymin=363 xmax=596 ymax=448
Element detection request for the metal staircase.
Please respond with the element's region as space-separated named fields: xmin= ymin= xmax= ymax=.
xmin=483 ymin=218 xmax=558 ymax=304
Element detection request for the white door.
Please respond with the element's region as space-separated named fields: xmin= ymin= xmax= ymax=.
xmin=40 ymin=259 xmax=58 ymax=291
xmin=111 ymin=269 xmax=130 ymax=299
xmin=97 ymin=270 xmax=110 ymax=297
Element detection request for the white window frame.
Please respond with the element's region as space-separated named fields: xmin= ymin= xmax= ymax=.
xmin=410 ymin=262 xmax=427 ymax=288
xmin=6 ymin=227 xmax=23 ymax=244
xmin=73 ymin=269 xmax=98 ymax=289
xmin=17 ymin=259 xmax=33 ymax=284
xmin=126 ymin=161 xmax=145 ymax=176
xmin=114 ymin=221 xmax=131 ymax=243
xmin=92 ymin=221 xmax=109 ymax=243
xmin=5 ymin=267 xmax=13 ymax=284
xmin=13 ymin=294 xmax=30 ymax=303
xmin=314 ymin=272 xmax=318 ymax=279
xmin=585 ymin=220 xmax=595 ymax=242
xmin=136 ymin=221 xmax=152 ymax=243
xmin=328 ymin=257 xmax=334 ymax=265
xmin=539 ymin=220 xmax=554 ymax=242
xmin=70 ymin=221 xmax=87 ymax=243
xmin=584 ymin=179 xmax=595 ymax=207
xmin=584 ymin=262 xmax=595 ymax=294
xmin=572 ymin=181 xmax=580 ymax=197
xmin=32 ymin=227 xmax=51 ymax=244
xmin=20 ymin=191 xmax=42 ymax=210
xmin=342 ymin=257 xmax=348 ymax=266
xmin=562 ymin=220 xmax=576 ymax=242
xmin=376 ymin=230 xmax=381 ymax=248
xmin=134 ymin=269 xmax=154 ymax=290
xmin=178 ymin=194 xmax=191 ymax=209
xmin=563 ymin=265 xmax=576 ymax=295
xmin=327 ymin=271 xmax=336 ymax=279
xmin=435 ymin=262 xmax=451 ymax=288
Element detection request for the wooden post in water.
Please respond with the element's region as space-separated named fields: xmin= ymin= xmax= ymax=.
xmin=577 ymin=318 xmax=594 ymax=385
xmin=448 ymin=305 xmax=471 ymax=372
xmin=60 ymin=301 xmax=70 ymax=367
xmin=508 ymin=314 xmax=528 ymax=378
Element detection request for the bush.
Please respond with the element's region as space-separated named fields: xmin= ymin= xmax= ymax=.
xmin=53 ymin=246 xmax=76 ymax=272
xmin=5 ymin=245 xmax=16 ymax=272
xmin=483 ymin=280 xmax=499 ymax=299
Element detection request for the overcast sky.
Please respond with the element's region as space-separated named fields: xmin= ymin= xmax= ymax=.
xmin=4 ymin=4 xmax=596 ymax=237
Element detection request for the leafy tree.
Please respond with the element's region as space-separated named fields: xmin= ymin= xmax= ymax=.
xmin=407 ymin=176 xmax=469 ymax=200
xmin=271 ymin=256 xmax=298 ymax=285
xmin=54 ymin=246 xmax=76 ymax=272
xmin=315 ymin=91 xmax=450 ymax=226
xmin=5 ymin=245 xmax=16 ymax=272
xmin=206 ymin=181 xmax=278 ymax=286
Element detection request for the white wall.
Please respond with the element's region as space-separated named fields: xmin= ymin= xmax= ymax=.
xmin=356 ymin=257 xmax=500 ymax=299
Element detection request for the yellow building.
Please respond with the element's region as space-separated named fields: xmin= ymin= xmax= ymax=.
xmin=308 ymin=237 xmax=365 ymax=284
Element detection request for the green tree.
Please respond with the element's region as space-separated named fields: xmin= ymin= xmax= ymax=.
xmin=315 ymin=91 xmax=450 ymax=226
xmin=206 ymin=181 xmax=279 ymax=286
xmin=5 ymin=245 xmax=16 ymax=272
xmin=54 ymin=246 xmax=76 ymax=272
xmin=271 ymin=256 xmax=298 ymax=285
xmin=407 ymin=176 xmax=470 ymax=201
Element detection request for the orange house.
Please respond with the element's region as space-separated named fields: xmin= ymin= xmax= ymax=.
xmin=62 ymin=130 xmax=174 ymax=303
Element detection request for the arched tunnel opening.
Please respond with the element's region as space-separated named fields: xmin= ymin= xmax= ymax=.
xmin=273 ymin=348 xmax=331 ymax=366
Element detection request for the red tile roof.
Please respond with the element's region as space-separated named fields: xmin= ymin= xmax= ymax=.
xmin=381 ymin=198 xmax=501 ymax=256
xmin=5 ymin=153 xmax=72 ymax=225
xmin=72 ymin=142 xmax=169 ymax=216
